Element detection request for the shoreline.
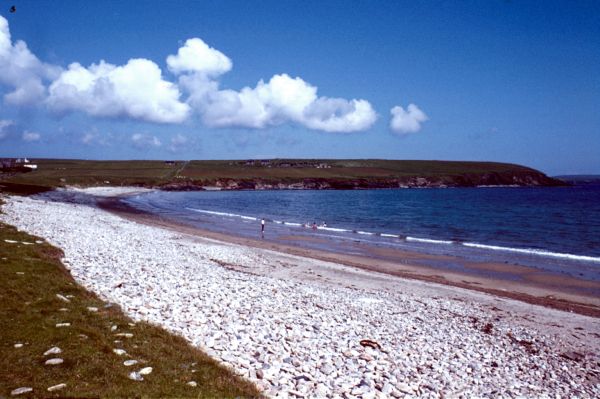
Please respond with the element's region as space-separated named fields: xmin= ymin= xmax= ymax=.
xmin=98 ymin=195 xmax=600 ymax=318
xmin=2 ymin=189 xmax=600 ymax=397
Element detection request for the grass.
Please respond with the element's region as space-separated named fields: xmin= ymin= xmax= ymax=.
xmin=1 ymin=158 xmax=549 ymax=188
xmin=180 ymin=159 xmax=538 ymax=181
xmin=0 ymin=202 xmax=261 ymax=398
xmin=2 ymin=159 xmax=184 ymax=188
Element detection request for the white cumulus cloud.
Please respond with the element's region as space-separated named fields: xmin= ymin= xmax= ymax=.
xmin=389 ymin=104 xmax=428 ymax=134
xmin=22 ymin=130 xmax=41 ymax=142
xmin=131 ymin=133 xmax=162 ymax=149
xmin=183 ymin=73 xmax=377 ymax=132
xmin=0 ymin=15 xmax=60 ymax=105
xmin=167 ymin=38 xmax=232 ymax=77
xmin=302 ymin=97 xmax=377 ymax=133
xmin=46 ymin=59 xmax=190 ymax=124
xmin=1 ymin=15 xmax=378 ymax=133
xmin=167 ymin=40 xmax=376 ymax=132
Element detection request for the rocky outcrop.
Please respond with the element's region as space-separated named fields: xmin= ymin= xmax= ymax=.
xmin=158 ymin=170 xmax=565 ymax=191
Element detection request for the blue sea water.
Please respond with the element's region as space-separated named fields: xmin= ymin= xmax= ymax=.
xmin=123 ymin=185 xmax=600 ymax=283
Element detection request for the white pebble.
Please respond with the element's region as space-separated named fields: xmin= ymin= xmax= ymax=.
xmin=45 ymin=358 xmax=64 ymax=366
xmin=187 ymin=381 xmax=197 ymax=387
xmin=47 ymin=383 xmax=67 ymax=392
xmin=87 ymin=307 xmax=99 ymax=312
xmin=115 ymin=333 xmax=133 ymax=338
xmin=113 ymin=348 xmax=127 ymax=356
xmin=124 ymin=359 xmax=138 ymax=366
xmin=55 ymin=294 xmax=70 ymax=303
xmin=139 ymin=367 xmax=153 ymax=375
xmin=55 ymin=323 xmax=71 ymax=328
xmin=10 ymin=387 xmax=33 ymax=396
xmin=14 ymin=343 xmax=23 ymax=348
xmin=44 ymin=346 xmax=62 ymax=356
xmin=128 ymin=371 xmax=143 ymax=381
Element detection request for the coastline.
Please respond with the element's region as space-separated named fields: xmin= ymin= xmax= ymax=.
xmin=98 ymin=195 xmax=600 ymax=318
xmin=2 ymin=188 xmax=600 ymax=397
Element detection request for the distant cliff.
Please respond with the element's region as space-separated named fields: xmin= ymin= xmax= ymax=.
xmin=159 ymin=160 xmax=566 ymax=190
xmin=1 ymin=159 xmax=566 ymax=190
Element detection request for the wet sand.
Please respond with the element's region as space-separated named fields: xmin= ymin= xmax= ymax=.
xmin=98 ymin=196 xmax=600 ymax=318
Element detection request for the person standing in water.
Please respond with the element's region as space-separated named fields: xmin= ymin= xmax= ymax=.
xmin=261 ymin=218 xmax=265 ymax=237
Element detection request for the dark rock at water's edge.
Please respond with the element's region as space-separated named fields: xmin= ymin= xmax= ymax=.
xmin=159 ymin=165 xmax=566 ymax=191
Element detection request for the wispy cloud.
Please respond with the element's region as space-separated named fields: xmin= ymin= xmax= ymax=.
xmin=168 ymin=133 xmax=189 ymax=153
xmin=131 ymin=133 xmax=161 ymax=149
xmin=81 ymin=132 xmax=96 ymax=145
xmin=0 ymin=119 xmax=13 ymax=139
xmin=22 ymin=130 xmax=41 ymax=142
xmin=80 ymin=128 xmax=113 ymax=146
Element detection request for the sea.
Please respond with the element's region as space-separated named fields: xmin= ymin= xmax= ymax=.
xmin=121 ymin=185 xmax=600 ymax=285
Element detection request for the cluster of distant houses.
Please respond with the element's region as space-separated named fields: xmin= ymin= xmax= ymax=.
xmin=0 ymin=158 xmax=38 ymax=170
xmin=240 ymin=160 xmax=331 ymax=169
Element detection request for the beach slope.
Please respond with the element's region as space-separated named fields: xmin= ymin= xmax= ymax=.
xmin=1 ymin=191 xmax=598 ymax=398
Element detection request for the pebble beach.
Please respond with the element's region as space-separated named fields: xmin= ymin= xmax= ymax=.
xmin=2 ymin=188 xmax=599 ymax=398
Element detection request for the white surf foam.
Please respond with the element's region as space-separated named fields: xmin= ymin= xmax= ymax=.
xmin=185 ymin=207 xmax=600 ymax=264
xmin=407 ymin=236 xmax=454 ymax=245
xmin=320 ymin=227 xmax=351 ymax=233
xmin=462 ymin=242 xmax=600 ymax=263
xmin=186 ymin=208 xmax=256 ymax=220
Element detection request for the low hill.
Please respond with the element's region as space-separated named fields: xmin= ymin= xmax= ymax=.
xmin=1 ymin=159 xmax=565 ymax=191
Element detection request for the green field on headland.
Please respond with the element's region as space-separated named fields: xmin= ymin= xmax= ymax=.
xmin=0 ymin=158 xmax=564 ymax=192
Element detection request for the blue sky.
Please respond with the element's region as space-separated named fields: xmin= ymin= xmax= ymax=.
xmin=0 ymin=0 xmax=598 ymax=175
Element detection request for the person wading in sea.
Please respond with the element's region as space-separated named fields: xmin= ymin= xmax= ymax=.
xmin=261 ymin=218 xmax=265 ymax=238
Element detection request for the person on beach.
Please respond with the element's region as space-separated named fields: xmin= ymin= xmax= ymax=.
xmin=312 ymin=222 xmax=317 ymax=230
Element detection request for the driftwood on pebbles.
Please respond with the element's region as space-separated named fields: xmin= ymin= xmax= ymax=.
xmin=2 ymin=193 xmax=599 ymax=398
